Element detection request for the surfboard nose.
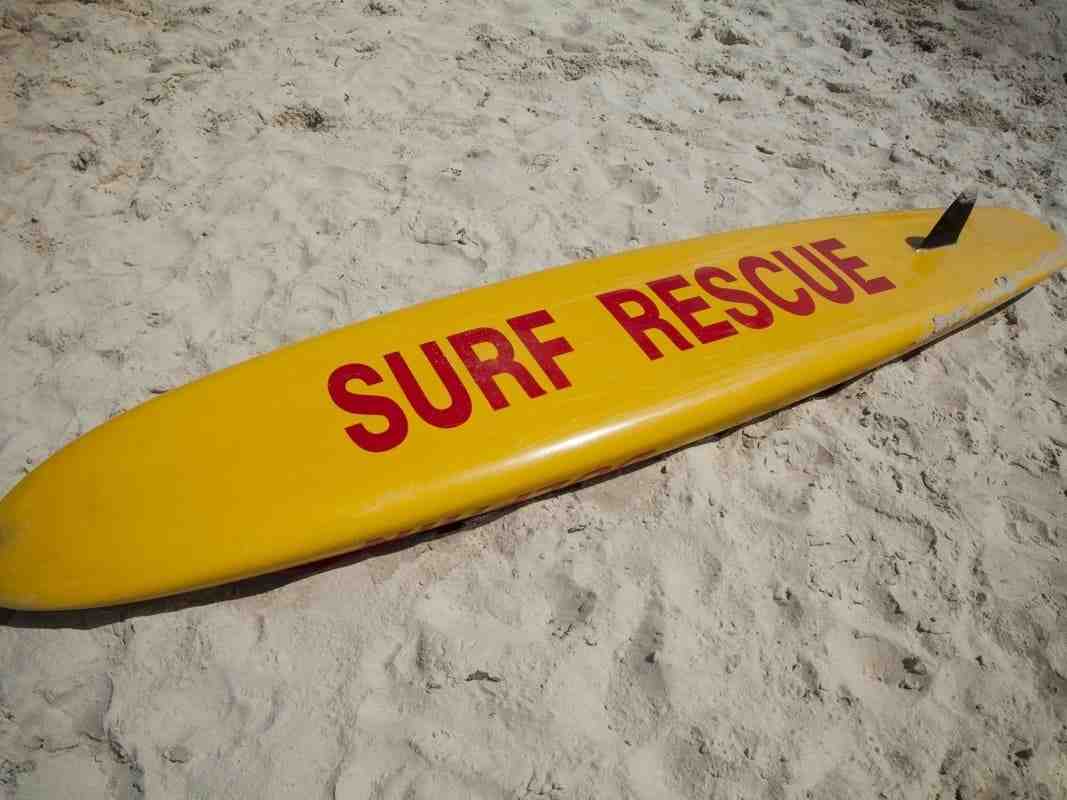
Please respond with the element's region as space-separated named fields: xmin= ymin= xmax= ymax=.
xmin=0 ymin=493 xmax=52 ymax=610
xmin=0 ymin=476 xmax=88 ymax=611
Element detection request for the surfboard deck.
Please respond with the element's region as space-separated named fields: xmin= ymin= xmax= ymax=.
xmin=2 ymin=204 xmax=1064 ymax=610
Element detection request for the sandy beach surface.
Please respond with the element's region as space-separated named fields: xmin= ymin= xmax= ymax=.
xmin=2 ymin=0 xmax=1066 ymax=797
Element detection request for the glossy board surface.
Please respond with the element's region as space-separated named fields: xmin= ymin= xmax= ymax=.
xmin=1 ymin=207 xmax=1064 ymax=609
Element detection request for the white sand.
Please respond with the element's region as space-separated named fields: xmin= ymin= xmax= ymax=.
xmin=2 ymin=0 xmax=1066 ymax=797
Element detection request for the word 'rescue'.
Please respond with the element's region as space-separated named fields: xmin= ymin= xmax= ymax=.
xmin=597 ymin=237 xmax=892 ymax=359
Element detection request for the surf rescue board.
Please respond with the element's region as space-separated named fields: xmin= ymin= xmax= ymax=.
xmin=1 ymin=197 xmax=1064 ymax=610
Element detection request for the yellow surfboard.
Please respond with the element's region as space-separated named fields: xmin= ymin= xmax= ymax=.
xmin=1 ymin=198 xmax=1064 ymax=610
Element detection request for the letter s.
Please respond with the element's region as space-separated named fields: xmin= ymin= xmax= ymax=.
xmin=327 ymin=363 xmax=408 ymax=452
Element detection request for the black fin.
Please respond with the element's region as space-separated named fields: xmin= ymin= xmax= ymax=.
xmin=915 ymin=188 xmax=977 ymax=250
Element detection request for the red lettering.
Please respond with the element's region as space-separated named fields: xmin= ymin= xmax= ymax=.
xmin=738 ymin=255 xmax=816 ymax=316
xmin=596 ymin=288 xmax=693 ymax=360
xmin=384 ymin=342 xmax=471 ymax=429
xmin=773 ymin=247 xmax=854 ymax=304
xmin=507 ymin=310 xmax=575 ymax=390
xmin=448 ymin=327 xmax=546 ymax=410
xmin=327 ymin=363 xmax=408 ymax=452
xmin=647 ymin=274 xmax=737 ymax=345
xmin=811 ymin=238 xmax=895 ymax=295
xmin=694 ymin=266 xmax=774 ymax=329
